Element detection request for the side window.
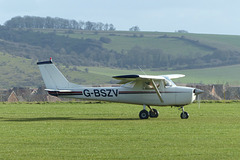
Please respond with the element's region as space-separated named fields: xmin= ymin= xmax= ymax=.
xmin=144 ymin=81 xmax=160 ymax=89
xmin=164 ymin=79 xmax=171 ymax=87
xmin=122 ymin=81 xmax=136 ymax=88
xmin=144 ymin=82 xmax=153 ymax=89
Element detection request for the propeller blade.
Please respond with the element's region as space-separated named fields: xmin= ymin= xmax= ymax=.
xmin=197 ymin=94 xmax=201 ymax=109
xmin=194 ymin=88 xmax=203 ymax=109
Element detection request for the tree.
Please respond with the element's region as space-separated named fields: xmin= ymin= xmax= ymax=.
xmin=103 ymin=23 xmax=109 ymax=31
xmin=129 ymin=26 xmax=140 ymax=31
xmin=78 ymin=20 xmax=84 ymax=30
xmin=96 ymin=22 xmax=104 ymax=30
xmin=84 ymin=21 xmax=94 ymax=30
xmin=109 ymin=24 xmax=116 ymax=31
xmin=4 ymin=16 xmax=117 ymax=31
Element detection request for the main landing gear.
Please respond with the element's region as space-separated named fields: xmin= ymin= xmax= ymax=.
xmin=139 ymin=105 xmax=159 ymax=119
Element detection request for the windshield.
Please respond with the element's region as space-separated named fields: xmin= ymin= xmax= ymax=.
xmin=164 ymin=77 xmax=176 ymax=87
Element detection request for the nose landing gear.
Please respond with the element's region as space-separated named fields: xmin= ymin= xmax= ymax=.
xmin=180 ymin=106 xmax=189 ymax=119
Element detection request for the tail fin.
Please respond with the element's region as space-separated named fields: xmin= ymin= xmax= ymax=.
xmin=37 ymin=59 xmax=81 ymax=90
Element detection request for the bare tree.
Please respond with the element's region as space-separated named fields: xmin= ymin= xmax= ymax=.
xmin=129 ymin=26 xmax=140 ymax=31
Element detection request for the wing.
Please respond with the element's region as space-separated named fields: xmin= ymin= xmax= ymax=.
xmin=162 ymin=74 xmax=185 ymax=79
xmin=112 ymin=74 xmax=185 ymax=83
xmin=112 ymin=74 xmax=165 ymax=83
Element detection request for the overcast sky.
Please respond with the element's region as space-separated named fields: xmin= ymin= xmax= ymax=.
xmin=1 ymin=0 xmax=240 ymax=35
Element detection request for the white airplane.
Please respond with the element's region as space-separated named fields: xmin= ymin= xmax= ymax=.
xmin=37 ymin=58 xmax=204 ymax=119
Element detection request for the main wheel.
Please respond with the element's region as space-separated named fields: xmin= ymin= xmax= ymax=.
xmin=149 ymin=108 xmax=159 ymax=118
xmin=139 ymin=110 xmax=149 ymax=119
xmin=180 ymin=112 xmax=189 ymax=119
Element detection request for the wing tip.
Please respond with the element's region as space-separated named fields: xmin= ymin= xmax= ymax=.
xmin=37 ymin=60 xmax=53 ymax=65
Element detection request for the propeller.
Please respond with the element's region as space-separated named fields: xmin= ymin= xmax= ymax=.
xmin=194 ymin=89 xmax=204 ymax=109
xmin=197 ymin=94 xmax=201 ymax=109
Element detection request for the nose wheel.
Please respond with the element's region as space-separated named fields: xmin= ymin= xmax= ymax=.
xmin=180 ymin=106 xmax=189 ymax=119
xmin=139 ymin=105 xmax=159 ymax=119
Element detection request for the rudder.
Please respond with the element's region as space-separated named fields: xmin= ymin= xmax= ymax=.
xmin=37 ymin=60 xmax=80 ymax=90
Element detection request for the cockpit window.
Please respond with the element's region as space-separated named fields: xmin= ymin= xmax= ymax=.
xmin=164 ymin=77 xmax=176 ymax=87
xmin=122 ymin=81 xmax=136 ymax=88
xmin=143 ymin=77 xmax=176 ymax=89
xmin=164 ymin=79 xmax=170 ymax=86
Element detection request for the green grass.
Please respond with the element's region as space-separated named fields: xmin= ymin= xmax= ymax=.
xmin=0 ymin=102 xmax=240 ymax=159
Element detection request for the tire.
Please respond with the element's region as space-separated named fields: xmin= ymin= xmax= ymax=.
xmin=180 ymin=112 xmax=189 ymax=119
xmin=139 ymin=110 xmax=149 ymax=119
xmin=149 ymin=109 xmax=159 ymax=118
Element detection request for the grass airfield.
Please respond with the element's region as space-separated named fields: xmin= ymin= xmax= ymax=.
xmin=0 ymin=101 xmax=240 ymax=160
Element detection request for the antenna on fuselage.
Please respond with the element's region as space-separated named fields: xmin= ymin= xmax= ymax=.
xmin=138 ymin=66 xmax=147 ymax=75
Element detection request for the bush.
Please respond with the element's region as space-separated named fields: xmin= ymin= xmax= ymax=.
xmin=99 ymin=37 xmax=112 ymax=44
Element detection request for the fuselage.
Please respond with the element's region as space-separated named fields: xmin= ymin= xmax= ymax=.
xmin=48 ymin=85 xmax=196 ymax=106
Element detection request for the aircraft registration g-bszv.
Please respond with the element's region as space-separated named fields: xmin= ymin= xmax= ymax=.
xmin=37 ymin=58 xmax=204 ymax=119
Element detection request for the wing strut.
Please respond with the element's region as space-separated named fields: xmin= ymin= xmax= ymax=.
xmin=150 ymin=79 xmax=164 ymax=103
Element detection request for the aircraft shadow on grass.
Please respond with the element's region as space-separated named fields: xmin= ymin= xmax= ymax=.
xmin=2 ymin=117 xmax=140 ymax=122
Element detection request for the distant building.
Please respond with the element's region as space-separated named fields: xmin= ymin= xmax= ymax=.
xmin=7 ymin=91 xmax=19 ymax=102
xmin=176 ymin=30 xmax=189 ymax=33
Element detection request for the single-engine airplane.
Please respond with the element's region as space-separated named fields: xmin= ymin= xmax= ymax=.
xmin=37 ymin=58 xmax=204 ymax=119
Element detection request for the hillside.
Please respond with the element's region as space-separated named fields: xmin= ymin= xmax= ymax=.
xmin=49 ymin=29 xmax=240 ymax=69
xmin=0 ymin=52 xmax=41 ymax=88
xmin=0 ymin=26 xmax=240 ymax=88
xmin=1 ymin=26 xmax=240 ymax=70
xmin=0 ymin=50 xmax=239 ymax=89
